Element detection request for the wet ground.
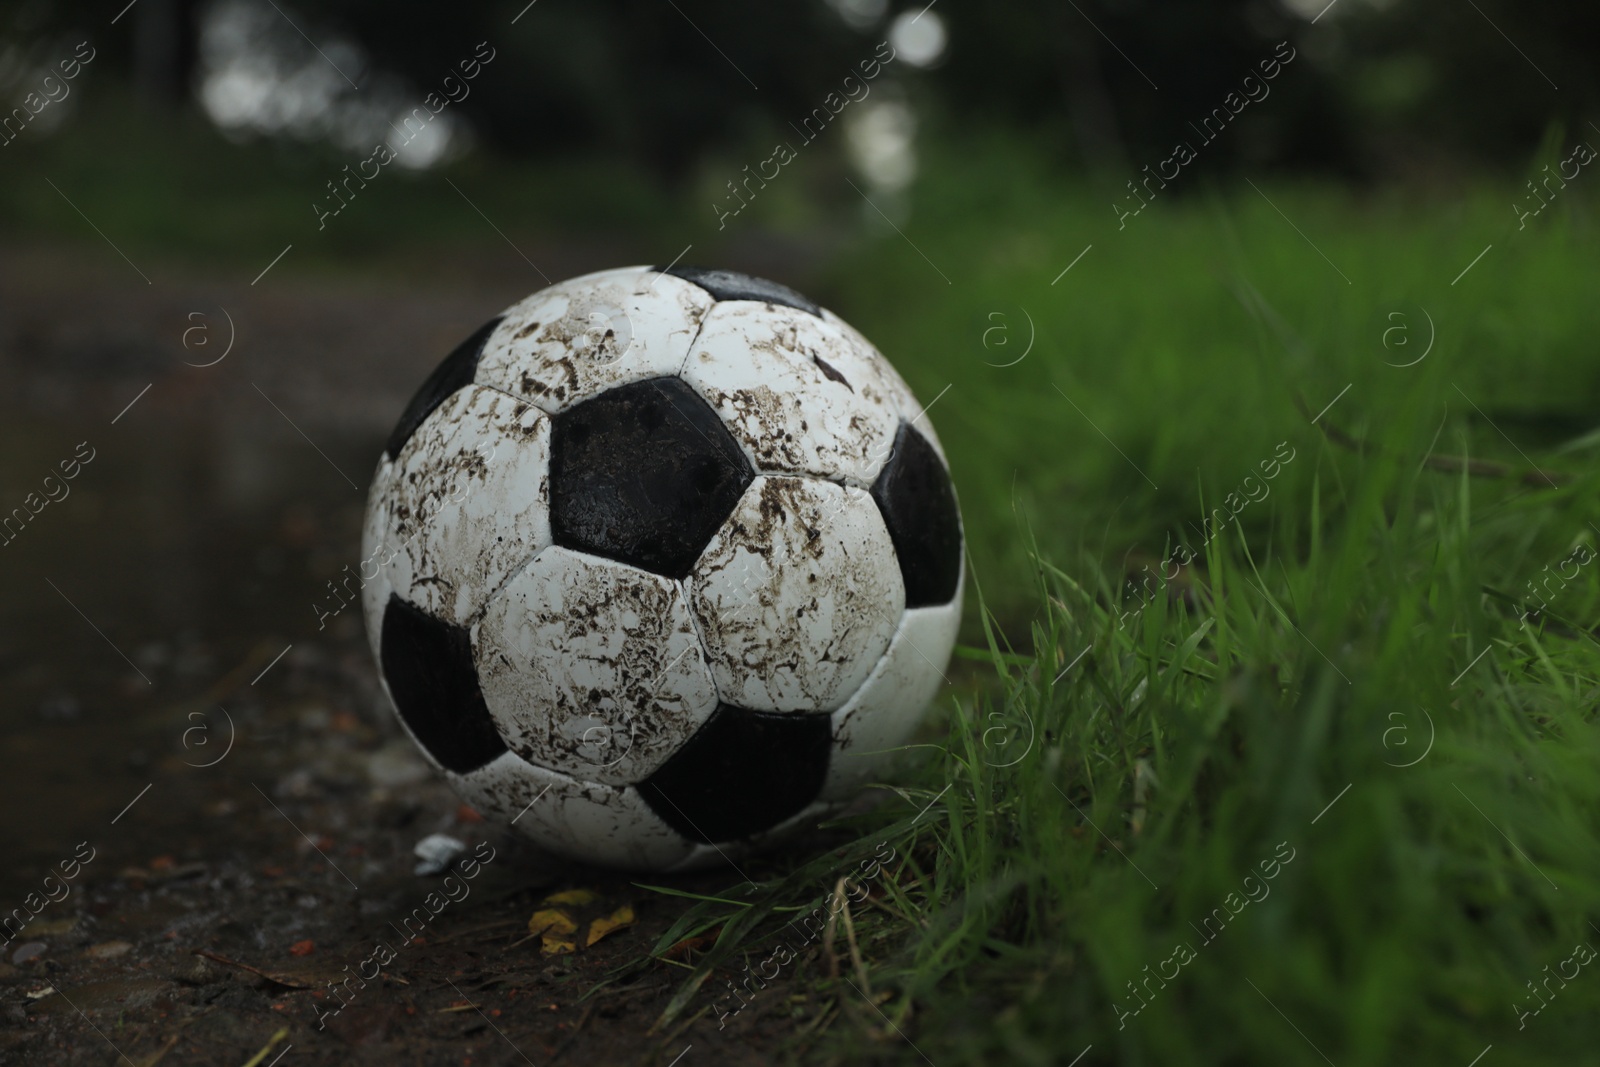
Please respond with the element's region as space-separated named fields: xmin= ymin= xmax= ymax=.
xmin=0 ymin=245 xmax=856 ymax=1065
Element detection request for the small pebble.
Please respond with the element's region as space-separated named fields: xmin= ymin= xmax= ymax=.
xmin=11 ymin=942 xmax=46 ymax=964
xmin=86 ymin=941 xmax=132 ymax=960
xmin=37 ymin=694 xmax=80 ymax=721
xmin=413 ymin=833 xmax=467 ymax=876
xmin=276 ymin=768 xmax=316 ymax=798
xmin=369 ymin=740 xmax=431 ymax=788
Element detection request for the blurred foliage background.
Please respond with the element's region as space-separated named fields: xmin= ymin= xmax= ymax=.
xmin=5 ymin=0 xmax=1596 ymax=180
xmin=3 ymin=0 xmax=1596 ymax=243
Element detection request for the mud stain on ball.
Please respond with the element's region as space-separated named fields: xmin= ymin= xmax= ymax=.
xmin=689 ymin=477 xmax=903 ymax=712
xmin=476 ymin=547 xmax=718 ymax=785
xmin=477 ymin=268 xmax=715 ymax=414
xmin=681 ymin=302 xmax=900 ymax=484
xmin=369 ymin=385 xmax=553 ymax=627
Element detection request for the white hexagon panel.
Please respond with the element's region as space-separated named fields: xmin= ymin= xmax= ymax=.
xmin=680 ymin=301 xmax=903 ymax=485
xmin=688 ymin=476 xmax=904 ymax=712
xmin=475 ymin=266 xmax=714 ymax=412
xmin=474 ymin=546 xmax=719 ymax=786
xmin=361 ymin=383 xmax=551 ymax=629
xmin=820 ymin=307 xmax=948 ymax=465
xmin=823 ymin=590 xmax=965 ymax=799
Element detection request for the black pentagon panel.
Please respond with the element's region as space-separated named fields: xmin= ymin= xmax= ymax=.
xmin=384 ymin=317 xmax=503 ymax=460
xmin=871 ymin=423 xmax=963 ymax=608
xmin=549 ymin=376 xmax=753 ymax=579
xmin=379 ymin=594 xmax=507 ymax=774
xmin=657 ymin=265 xmax=821 ymax=318
xmin=637 ymin=704 xmax=831 ymax=843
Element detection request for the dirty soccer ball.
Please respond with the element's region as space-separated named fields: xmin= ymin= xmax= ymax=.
xmin=360 ymin=266 xmax=963 ymax=870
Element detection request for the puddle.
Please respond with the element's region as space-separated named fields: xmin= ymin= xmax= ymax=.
xmin=0 ymin=409 xmax=382 ymax=900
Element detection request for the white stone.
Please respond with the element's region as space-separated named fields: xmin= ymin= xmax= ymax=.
xmin=412 ymin=833 xmax=468 ymax=876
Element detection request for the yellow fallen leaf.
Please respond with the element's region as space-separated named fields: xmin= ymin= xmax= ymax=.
xmin=542 ymin=888 xmax=601 ymax=907
xmin=527 ymin=909 xmax=578 ymax=936
xmin=540 ymin=935 xmax=577 ymax=956
xmin=586 ymin=904 xmax=636 ymax=947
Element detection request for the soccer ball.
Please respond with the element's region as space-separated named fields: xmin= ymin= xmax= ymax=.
xmin=359 ymin=266 xmax=962 ymax=870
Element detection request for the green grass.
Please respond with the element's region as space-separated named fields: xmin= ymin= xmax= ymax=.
xmin=612 ymin=139 xmax=1600 ymax=1063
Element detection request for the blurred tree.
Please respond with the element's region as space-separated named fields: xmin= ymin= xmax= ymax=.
xmin=932 ymin=0 xmax=1358 ymax=179
xmin=1341 ymin=0 xmax=1598 ymax=170
xmin=133 ymin=0 xmax=203 ymax=108
xmin=315 ymin=0 xmax=862 ymax=181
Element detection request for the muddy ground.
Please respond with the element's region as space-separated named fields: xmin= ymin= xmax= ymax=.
xmin=0 ymin=244 xmax=885 ymax=1066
